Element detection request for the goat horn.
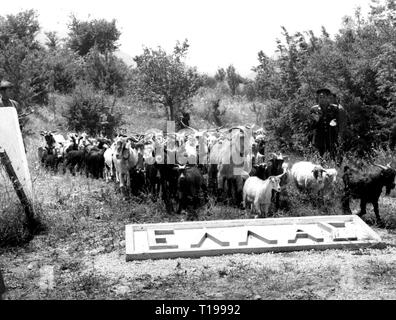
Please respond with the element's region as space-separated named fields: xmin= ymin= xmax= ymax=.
xmin=228 ymin=126 xmax=244 ymax=132
xmin=180 ymin=120 xmax=198 ymax=132
xmin=206 ymin=125 xmax=224 ymax=132
xmin=276 ymin=172 xmax=286 ymax=179
xmin=374 ymin=163 xmax=387 ymax=170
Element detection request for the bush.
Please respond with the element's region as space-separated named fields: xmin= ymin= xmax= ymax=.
xmin=47 ymin=47 xmax=85 ymax=94
xmin=63 ymin=83 xmax=122 ymax=136
xmin=84 ymin=48 xmax=131 ymax=95
xmin=0 ymin=201 xmax=44 ymax=248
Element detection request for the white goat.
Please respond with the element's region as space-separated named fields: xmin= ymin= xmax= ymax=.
xmin=291 ymin=161 xmax=327 ymax=193
xmin=112 ymin=137 xmax=140 ymax=190
xmin=103 ymin=143 xmax=116 ymax=183
xmin=242 ymin=174 xmax=283 ymax=218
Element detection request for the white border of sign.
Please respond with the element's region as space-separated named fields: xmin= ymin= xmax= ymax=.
xmin=126 ymin=215 xmax=383 ymax=261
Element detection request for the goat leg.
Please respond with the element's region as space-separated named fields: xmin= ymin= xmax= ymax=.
xmin=358 ymin=200 xmax=367 ymax=217
xmin=341 ymin=193 xmax=352 ymax=215
xmin=373 ymin=201 xmax=384 ymax=227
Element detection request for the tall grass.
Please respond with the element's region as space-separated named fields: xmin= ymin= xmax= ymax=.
xmin=1 ymin=95 xmax=395 ymax=249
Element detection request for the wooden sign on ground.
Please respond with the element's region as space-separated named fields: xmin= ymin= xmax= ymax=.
xmin=125 ymin=215 xmax=383 ymax=261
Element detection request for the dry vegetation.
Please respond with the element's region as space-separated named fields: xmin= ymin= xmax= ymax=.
xmin=1 ymin=96 xmax=396 ymax=300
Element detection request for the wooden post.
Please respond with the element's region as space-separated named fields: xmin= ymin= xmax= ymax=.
xmin=0 ymin=146 xmax=35 ymax=226
xmin=0 ymin=269 xmax=5 ymax=300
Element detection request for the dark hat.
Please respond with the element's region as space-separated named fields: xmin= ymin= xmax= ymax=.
xmin=316 ymin=88 xmax=332 ymax=96
xmin=0 ymin=80 xmax=14 ymax=89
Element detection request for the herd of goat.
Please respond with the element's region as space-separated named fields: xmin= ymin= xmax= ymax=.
xmin=37 ymin=125 xmax=396 ymax=225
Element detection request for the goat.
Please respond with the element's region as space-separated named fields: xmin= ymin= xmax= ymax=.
xmin=242 ymin=174 xmax=284 ymax=218
xmin=291 ymin=161 xmax=327 ymax=194
xmin=342 ymin=163 xmax=396 ymax=226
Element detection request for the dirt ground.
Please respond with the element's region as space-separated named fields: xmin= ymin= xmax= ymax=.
xmin=1 ymin=140 xmax=395 ymax=300
xmin=1 ymin=224 xmax=396 ymax=300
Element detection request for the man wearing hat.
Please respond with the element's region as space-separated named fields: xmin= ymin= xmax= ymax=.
xmin=0 ymin=80 xmax=19 ymax=109
xmin=309 ymin=88 xmax=348 ymax=161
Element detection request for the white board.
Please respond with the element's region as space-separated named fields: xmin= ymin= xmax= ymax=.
xmin=125 ymin=215 xmax=383 ymax=261
xmin=0 ymin=107 xmax=33 ymax=200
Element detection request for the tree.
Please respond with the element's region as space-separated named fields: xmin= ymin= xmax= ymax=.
xmin=249 ymin=102 xmax=266 ymax=126
xmin=45 ymin=46 xmax=85 ymax=94
xmin=132 ymin=39 xmax=202 ymax=123
xmin=84 ymin=46 xmax=131 ymax=95
xmin=214 ymin=68 xmax=226 ymax=82
xmin=0 ymin=9 xmax=40 ymax=49
xmin=248 ymin=0 xmax=396 ymax=156
xmin=253 ymin=51 xmax=281 ymax=100
xmin=67 ymin=16 xmax=121 ymax=57
xmin=63 ymin=82 xmax=122 ymax=136
xmin=44 ymin=31 xmax=60 ymax=50
xmin=0 ymin=9 xmax=50 ymax=114
xmin=226 ymin=65 xmax=243 ymax=96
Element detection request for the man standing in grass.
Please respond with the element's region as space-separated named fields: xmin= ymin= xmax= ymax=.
xmin=309 ymin=88 xmax=348 ymax=163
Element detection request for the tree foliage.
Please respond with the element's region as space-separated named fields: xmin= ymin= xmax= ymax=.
xmin=226 ymin=64 xmax=243 ymax=96
xmin=252 ymin=0 xmax=396 ymax=156
xmin=214 ymin=68 xmax=226 ymax=82
xmin=45 ymin=47 xmax=85 ymax=94
xmin=67 ymin=16 xmax=121 ymax=56
xmin=63 ymin=82 xmax=122 ymax=136
xmin=84 ymin=47 xmax=130 ymax=95
xmin=0 ymin=9 xmax=49 ymax=112
xmin=132 ymin=39 xmax=202 ymax=122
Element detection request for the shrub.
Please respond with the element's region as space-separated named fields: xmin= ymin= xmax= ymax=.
xmin=0 ymin=201 xmax=44 ymax=248
xmin=63 ymin=82 xmax=122 ymax=136
xmin=47 ymin=47 xmax=85 ymax=94
xmin=84 ymin=47 xmax=131 ymax=95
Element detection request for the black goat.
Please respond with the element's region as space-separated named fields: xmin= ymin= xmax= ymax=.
xmin=342 ymin=163 xmax=396 ymax=226
xmin=63 ymin=149 xmax=86 ymax=175
xmin=174 ymin=164 xmax=208 ymax=215
xmin=85 ymin=147 xmax=106 ymax=179
xmin=145 ymin=163 xmax=161 ymax=199
xmin=43 ymin=153 xmax=62 ymax=172
xmin=38 ymin=146 xmax=61 ymax=172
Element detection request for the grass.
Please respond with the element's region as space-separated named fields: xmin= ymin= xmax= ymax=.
xmin=2 ymin=111 xmax=396 ymax=250
xmin=1 ymin=97 xmax=396 ymax=300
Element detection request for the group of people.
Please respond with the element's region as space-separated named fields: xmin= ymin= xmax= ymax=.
xmin=1 ymin=78 xmax=349 ymax=160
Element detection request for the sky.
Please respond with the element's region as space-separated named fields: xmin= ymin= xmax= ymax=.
xmin=2 ymin=0 xmax=373 ymax=77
